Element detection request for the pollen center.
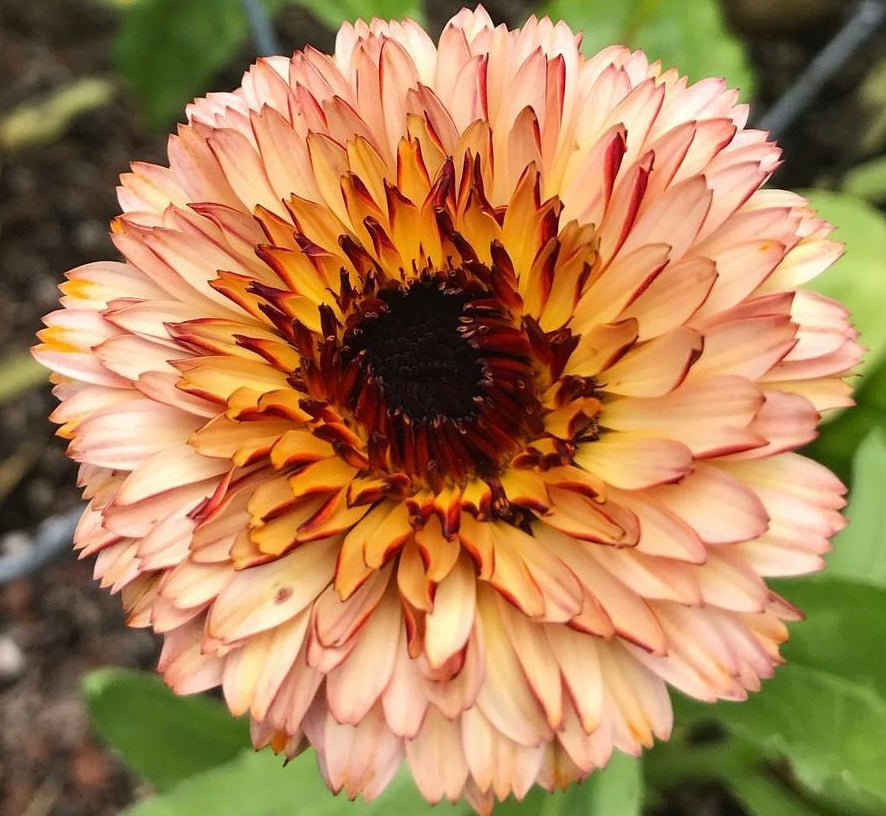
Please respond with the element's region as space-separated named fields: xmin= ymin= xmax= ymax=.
xmin=346 ymin=282 xmax=485 ymax=423
xmin=304 ymin=270 xmax=547 ymax=486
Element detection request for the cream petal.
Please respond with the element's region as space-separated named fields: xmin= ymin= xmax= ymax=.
xmin=406 ymin=707 xmax=469 ymax=803
xmin=598 ymin=642 xmax=672 ymax=751
xmin=761 ymin=236 xmax=843 ymax=291
xmin=543 ymin=486 xmax=637 ymax=546
xmin=618 ymin=256 xmax=717 ymax=339
xmin=94 ymin=334 xmax=181 ymax=380
xmin=735 ymin=389 xmax=819 ymax=457
xmin=592 ymin=546 xmax=702 ymax=605
xmin=381 ymin=626 xmax=430 ymax=738
xmin=572 ymin=243 xmax=670 ymax=331
xmin=598 ymin=327 xmax=703 ymax=398
xmin=649 ymin=462 xmax=769 ymax=544
xmin=562 ymin=319 xmax=639 ymax=379
xmin=546 ymin=625 xmax=604 ymax=734
xmin=207 ymin=127 xmax=283 ymax=215
xmin=322 ymin=705 xmax=404 ymax=800
xmin=136 ymin=511 xmax=195 ymax=571
xmin=158 ymin=616 xmax=224 ymax=694
xmin=250 ymin=612 xmax=312 ymax=720
xmin=687 ymin=314 xmax=797 ymax=381
xmin=627 ymin=603 xmax=747 ymax=701
xmin=69 ymin=400 xmax=201 ymax=469
xmin=425 ymin=554 xmax=477 ymax=668
xmin=602 ymin=375 xmax=765 ymax=458
xmin=500 ymin=602 xmax=563 ymax=729
xmin=313 ymin=565 xmax=391 ymax=648
xmin=208 ymin=536 xmax=339 ymax=643
xmin=166 ymin=123 xmax=243 ymax=210
xmin=155 ymin=561 xmax=231 ymax=623
xmin=422 ymin=621 xmax=486 ymax=720
xmin=605 ymin=489 xmax=706 ymax=563
xmin=538 ymin=527 xmax=667 ymax=655
xmin=475 ymin=586 xmax=552 ymax=746
xmin=115 ymin=446 xmax=229 ymax=505
xmin=690 ymin=239 xmax=786 ymax=320
xmin=554 ymin=700 xmax=614 ymax=773
xmin=265 ymin=645 xmax=324 ymax=736
xmin=619 ymin=176 xmax=712 ymax=260
xmin=118 ymin=162 xmax=190 ymax=213
xmin=573 ymin=434 xmax=693 ymax=490
xmin=326 ymin=588 xmax=401 ymax=725
xmin=691 ymin=548 xmax=769 ymax=612
xmin=104 ymin=478 xmax=218 ymax=539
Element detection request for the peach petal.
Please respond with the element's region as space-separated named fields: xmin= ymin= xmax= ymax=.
xmin=158 ymin=616 xmax=224 ymax=694
xmin=500 ymin=604 xmax=563 ymax=729
xmin=602 ymin=375 xmax=765 ymax=457
xmin=425 ymin=554 xmax=477 ymax=668
xmin=69 ymin=400 xmax=201 ymax=469
xmin=574 ymin=434 xmax=693 ymax=490
xmin=406 ymin=707 xmax=470 ymax=803
xmin=326 ymin=588 xmax=401 ymax=724
xmin=381 ymin=627 xmax=430 ymax=738
xmin=649 ymin=463 xmax=769 ymax=544
xmin=208 ymin=536 xmax=339 ymax=644
xmin=476 ymin=585 xmax=552 ymax=746
xmin=618 ymin=256 xmax=717 ymax=339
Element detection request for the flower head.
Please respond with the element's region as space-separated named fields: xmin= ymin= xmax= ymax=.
xmin=36 ymin=6 xmax=860 ymax=811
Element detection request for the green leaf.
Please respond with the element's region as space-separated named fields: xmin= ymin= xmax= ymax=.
xmin=121 ymin=750 xmax=325 ymax=816
xmin=541 ymin=0 xmax=754 ymax=98
xmin=293 ymin=0 xmax=424 ymax=30
xmin=803 ymin=189 xmax=886 ymax=374
xmin=644 ymin=736 xmax=756 ymax=788
xmin=844 ymin=156 xmax=886 ymax=205
xmin=112 ymin=0 xmax=426 ymax=129
xmin=823 ymin=432 xmax=886 ymax=587
xmin=727 ymin=767 xmax=831 ymax=816
xmin=83 ymin=668 xmax=250 ymax=791
xmin=497 ymin=752 xmax=642 ymax=816
xmin=774 ymin=578 xmax=886 ymax=693
xmin=113 ymin=0 xmax=252 ymax=129
xmin=710 ymin=664 xmax=886 ymax=816
xmin=123 ymin=749 xmax=468 ymax=816
xmin=673 ymin=576 xmax=886 ymax=815
xmin=646 ymin=735 xmax=830 ymax=816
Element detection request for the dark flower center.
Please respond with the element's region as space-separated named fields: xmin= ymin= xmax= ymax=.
xmin=345 ymin=282 xmax=486 ymax=423
xmin=316 ymin=271 xmax=541 ymax=485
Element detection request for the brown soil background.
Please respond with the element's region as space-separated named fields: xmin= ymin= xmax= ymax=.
xmin=0 ymin=1 xmax=882 ymax=813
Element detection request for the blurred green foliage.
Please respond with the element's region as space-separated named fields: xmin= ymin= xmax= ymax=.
xmin=118 ymin=748 xmax=463 ymax=816
xmin=113 ymin=0 xmax=422 ymax=128
xmin=541 ymin=0 xmax=754 ymax=97
xmin=297 ymin=0 xmax=424 ymax=31
xmin=844 ymin=156 xmax=886 ymax=206
xmin=114 ymin=0 xmax=257 ymax=129
xmin=497 ymin=753 xmax=642 ymax=816
xmin=83 ymin=668 xmax=250 ymax=791
xmin=0 ymin=77 xmax=115 ymax=151
xmin=827 ymin=431 xmax=886 ymax=585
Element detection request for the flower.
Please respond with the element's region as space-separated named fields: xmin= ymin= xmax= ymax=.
xmin=35 ymin=6 xmax=860 ymax=811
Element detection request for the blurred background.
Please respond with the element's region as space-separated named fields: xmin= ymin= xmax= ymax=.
xmin=0 ymin=1 xmax=884 ymax=814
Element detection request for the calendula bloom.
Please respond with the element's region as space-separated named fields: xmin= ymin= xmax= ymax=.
xmin=35 ymin=6 xmax=860 ymax=811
